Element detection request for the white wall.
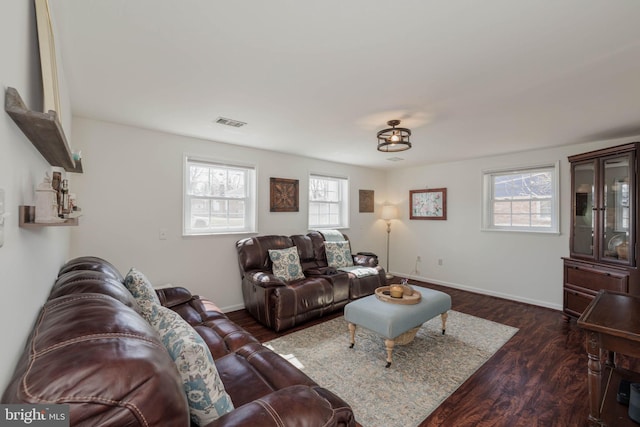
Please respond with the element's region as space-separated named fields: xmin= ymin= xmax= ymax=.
xmin=68 ymin=114 xmax=640 ymax=314
xmin=1 ymin=1 xmax=72 ymax=389
xmin=69 ymin=118 xmax=389 ymax=311
xmin=386 ymin=136 xmax=640 ymax=309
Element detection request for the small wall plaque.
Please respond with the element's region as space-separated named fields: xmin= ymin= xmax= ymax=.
xmin=359 ymin=190 xmax=374 ymax=213
xmin=270 ymin=177 xmax=299 ymax=212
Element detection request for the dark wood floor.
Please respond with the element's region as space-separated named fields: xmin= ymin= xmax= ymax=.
xmin=227 ymin=279 xmax=598 ymax=426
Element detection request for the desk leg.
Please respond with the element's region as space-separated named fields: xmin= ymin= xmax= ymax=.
xmin=586 ymin=331 xmax=602 ymax=427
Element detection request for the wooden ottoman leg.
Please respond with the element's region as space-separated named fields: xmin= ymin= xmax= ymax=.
xmin=384 ymin=339 xmax=395 ymax=368
xmin=441 ymin=312 xmax=448 ymax=335
xmin=348 ymin=323 xmax=356 ymax=348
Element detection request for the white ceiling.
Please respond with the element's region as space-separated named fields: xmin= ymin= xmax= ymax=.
xmin=50 ymin=0 xmax=640 ymax=169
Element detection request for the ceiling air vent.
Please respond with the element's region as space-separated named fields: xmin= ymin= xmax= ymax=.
xmin=215 ymin=117 xmax=247 ymax=128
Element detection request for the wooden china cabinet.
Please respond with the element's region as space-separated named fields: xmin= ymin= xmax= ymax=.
xmin=563 ymin=142 xmax=640 ymax=320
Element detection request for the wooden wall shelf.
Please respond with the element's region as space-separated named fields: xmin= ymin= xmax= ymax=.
xmin=5 ymin=87 xmax=82 ymax=173
xmin=19 ymin=205 xmax=80 ymax=228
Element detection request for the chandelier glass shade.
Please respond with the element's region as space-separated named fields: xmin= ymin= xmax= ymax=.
xmin=377 ymin=119 xmax=412 ymax=152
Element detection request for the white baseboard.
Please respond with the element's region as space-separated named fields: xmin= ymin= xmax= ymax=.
xmin=220 ymin=303 xmax=245 ymax=313
xmin=394 ymin=272 xmax=563 ymax=312
xmin=222 ymin=275 xmax=563 ymax=314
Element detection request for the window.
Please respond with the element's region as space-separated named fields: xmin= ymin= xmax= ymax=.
xmin=482 ymin=162 xmax=559 ymax=233
xmin=184 ymin=156 xmax=256 ymax=235
xmin=308 ymin=174 xmax=349 ymax=229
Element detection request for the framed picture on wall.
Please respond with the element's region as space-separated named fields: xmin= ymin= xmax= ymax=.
xmin=359 ymin=190 xmax=374 ymax=213
xmin=410 ymin=188 xmax=447 ymax=220
xmin=270 ymin=177 xmax=299 ymax=212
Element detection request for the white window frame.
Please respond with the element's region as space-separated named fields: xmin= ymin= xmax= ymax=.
xmin=615 ymin=179 xmax=630 ymax=232
xmin=482 ymin=162 xmax=560 ymax=234
xmin=183 ymin=155 xmax=256 ymax=236
xmin=308 ymin=173 xmax=349 ymax=229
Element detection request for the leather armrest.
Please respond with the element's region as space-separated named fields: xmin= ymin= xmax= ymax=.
xmin=155 ymin=286 xmax=193 ymax=308
xmin=245 ymin=271 xmax=286 ymax=288
xmin=204 ymin=385 xmax=354 ymax=427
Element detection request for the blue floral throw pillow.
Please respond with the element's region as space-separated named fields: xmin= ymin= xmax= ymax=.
xmin=324 ymin=241 xmax=354 ymax=268
xmin=147 ymin=304 xmax=234 ymax=424
xmin=123 ymin=268 xmax=161 ymax=318
xmin=268 ymin=246 xmax=305 ymax=282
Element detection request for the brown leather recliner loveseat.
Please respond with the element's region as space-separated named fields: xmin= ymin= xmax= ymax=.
xmin=236 ymin=231 xmax=386 ymax=332
xmin=2 ymin=256 xmax=355 ymax=427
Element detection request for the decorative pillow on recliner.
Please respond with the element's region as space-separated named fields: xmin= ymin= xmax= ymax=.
xmin=268 ymin=246 xmax=305 ymax=282
xmin=124 ymin=268 xmax=161 ymax=318
xmin=324 ymin=241 xmax=354 ymax=268
xmin=147 ymin=304 xmax=234 ymax=424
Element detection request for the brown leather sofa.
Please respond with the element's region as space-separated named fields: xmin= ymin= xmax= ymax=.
xmin=236 ymin=231 xmax=385 ymax=331
xmin=2 ymin=256 xmax=355 ymax=427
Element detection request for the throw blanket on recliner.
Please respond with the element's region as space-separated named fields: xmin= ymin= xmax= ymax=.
xmin=338 ymin=266 xmax=379 ymax=278
xmin=320 ymin=229 xmax=345 ymax=242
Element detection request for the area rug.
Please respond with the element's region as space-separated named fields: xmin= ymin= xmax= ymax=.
xmin=264 ymin=311 xmax=518 ymax=427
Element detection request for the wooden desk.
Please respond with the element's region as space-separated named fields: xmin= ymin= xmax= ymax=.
xmin=578 ymin=290 xmax=640 ymax=426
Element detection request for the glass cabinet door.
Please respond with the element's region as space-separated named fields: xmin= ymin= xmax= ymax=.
xmin=601 ymin=154 xmax=632 ymax=264
xmin=572 ymin=161 xmax=595 ymax=257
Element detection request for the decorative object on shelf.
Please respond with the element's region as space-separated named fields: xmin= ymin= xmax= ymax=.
xmin=35 ymin=173 xmax=63 ymax=223
xmin=270 ymin=177 xmax=299 ymax=212
xmin=68 ymin=193 xmax=77 ymax=212
xmin=410 ymin=188 xmax=447 ymax=220
xmin=381 ymin=203 xmax=398 ymax=279
xmin=377 ymin=119 xmax=412 ymax=152
xmin=359 ymin=189 xmax=374 ymax=213
xmin=51 ymin=169 xmax=62 ymax=208
xmin=617 ymin=241 xmax=629 ymax=260
xmin=60 ymin=179 xmax=69 ymax=216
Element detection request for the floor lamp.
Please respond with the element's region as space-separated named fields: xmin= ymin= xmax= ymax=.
xmin=381 ymin=204 xmax=398 ymax=280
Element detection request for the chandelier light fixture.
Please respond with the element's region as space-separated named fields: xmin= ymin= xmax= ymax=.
xmin=377 ymin=119 xmax=412 ymax=152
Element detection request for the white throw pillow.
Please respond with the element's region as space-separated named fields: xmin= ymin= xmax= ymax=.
xmin=268 ymin=246 xmax=305 ymax=282
xmin=147 ymin=304 xmax=234 ymax=424
xmin=324 ymin=241 xmax=354 ymax=268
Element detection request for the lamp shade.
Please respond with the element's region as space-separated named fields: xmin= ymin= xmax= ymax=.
xmin=381 ymin=204 xmax=398 ymax=221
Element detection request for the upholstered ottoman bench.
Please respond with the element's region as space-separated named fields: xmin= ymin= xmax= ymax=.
xmin=344 ymin=285 xmax=451 ymax=367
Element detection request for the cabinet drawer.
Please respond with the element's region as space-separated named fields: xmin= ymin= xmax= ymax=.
xmin=565 ymin=265 xmax=629 ymax=293
xmin=564 ymin=288 xmax=594 ymax=318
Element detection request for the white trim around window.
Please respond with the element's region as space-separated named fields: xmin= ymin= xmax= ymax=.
xmin=183 ymin=155 xmax=256 ymax=236
xmin=482 ymin=161 xmax=560 ymax=234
